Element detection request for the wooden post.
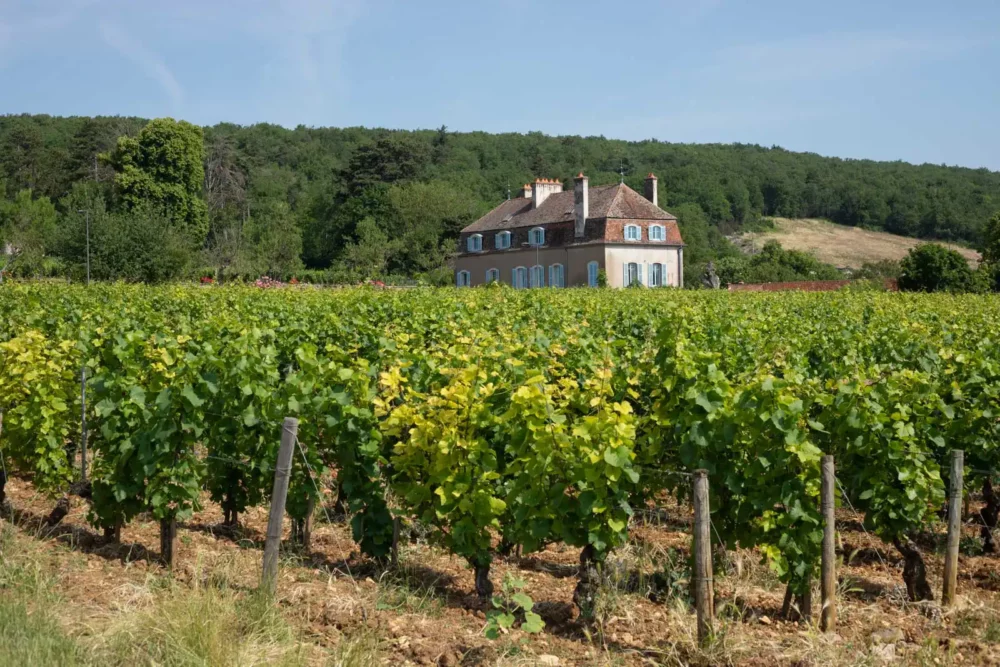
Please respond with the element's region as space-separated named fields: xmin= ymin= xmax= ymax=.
xmin=692 ymin=469 xmax=714 ymax=645
xmin=160 ymin=517 xmax=177 ymax=568
xmin=943 ymin=449 xmax=963 ymax=606
xmin=261 ymin=417 xmax=297 ymax=594
xmin=80 ymin=366 xmax=88 ymax=481
xmin=820 ymin=455 xmax=837 ymax=631
xmin=0 ymin=410 xmax=6 ymax=507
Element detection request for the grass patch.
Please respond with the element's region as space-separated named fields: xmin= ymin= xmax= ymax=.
xmin=94 ymin=584 xmax=311 ymax=667
xmin=375 ymin=565 xmax=445 ymax=616
xmin=953 ymin=605 xmax=1000 ymax=644
xmin=329 ymin=630 xmax=384 ymax=667
xmin=0 ymin=524 xmax=326 ymax=666
xmin=0 ymin=597 xmax=85 ymax=666
xmin=0 ymin=524 xmax=85 ymax=665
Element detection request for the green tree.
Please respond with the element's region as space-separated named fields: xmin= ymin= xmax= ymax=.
xmin=0 ymin=117 xmax=47 ymax=195
xmin=343 ymin=217 xmax=394 ymax=280
xmin=342 ymin=134 xmax=430 ymax=196
xmin=387 ymin=180 xmax=478 ymax=273
xmin=898 ymin=243 xmax=976 ymax=292
xmin=243 ymin=199 xmax=303 ymax=278
xmin=106 ymin=118 xmax=209 ymax=246
xmin=0 ymin=189 xmax=58 ymax=277
xmin=981 ymin=211 xmax=1000 ymax=264
xmin=61 ymin=202 xmax=190 ymax=283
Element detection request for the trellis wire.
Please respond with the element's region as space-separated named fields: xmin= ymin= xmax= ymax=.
xmin=834 ymin=476 xmax=896 ymax=581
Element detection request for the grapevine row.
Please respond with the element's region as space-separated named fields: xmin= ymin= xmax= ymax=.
xmin=1 ymin=283 xmax=999 ymax=611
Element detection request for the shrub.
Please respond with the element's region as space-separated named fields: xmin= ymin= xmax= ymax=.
xmin=898 ymin=243 xmax=976 ymax=292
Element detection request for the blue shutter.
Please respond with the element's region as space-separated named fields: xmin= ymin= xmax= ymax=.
xmin=638 ymin=263 xmax=644 ymax=285
xmin=622 ymin=263 xmax=628 ymax=287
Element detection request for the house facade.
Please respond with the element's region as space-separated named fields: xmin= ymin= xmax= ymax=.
xmin=455 ymin=173 xmax=684 ymax=288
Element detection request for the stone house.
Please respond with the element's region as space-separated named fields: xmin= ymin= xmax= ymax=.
xmin=455 ymin=173 xmax=684 ymax=288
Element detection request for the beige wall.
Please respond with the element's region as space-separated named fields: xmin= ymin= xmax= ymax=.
xmin=455 ymin=244 xmax=683 ymax=288
xmin=565 ymin=245 xmax=605 ymax=286
xmin=605 ymin=245 xmax=682 ymax=288
xmin=455 ymin=245 xmax=604 ymax=287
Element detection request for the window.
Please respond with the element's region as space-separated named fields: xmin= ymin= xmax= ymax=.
xmin=624 ymin=225 xmax=641 ymax=241
xmin=530 ymin=264 xmax=545 ymax=288
xmin=485 ymin=268 xmax=500 ymax=283
xmin=512 ymin=266 xmax=528 ymax=289
xmin=466 ymin=234 xmax=483 ymax=252
xmin=587 ymin=261 xmax=600 ymax=287
xmin=650 ymin=262 xmax=663 ymax=287
xmin=624 ymin=262 xmax=642 ymax=286
xmin=495 ymin=231 xmax=511 ymax=249
xmin=548 ymin=263 xmax=564 ymax=288
xmin=529 ymin=227 xmax=545 ymax=246
xmin=650 ymin=225 xmax=665 ymax=241
xmin=456 ymin=270 xmax=471 ymax=287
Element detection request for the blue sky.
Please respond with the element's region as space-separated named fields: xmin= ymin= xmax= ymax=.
xmin=1 ymin=0 xmax=998 ymax=169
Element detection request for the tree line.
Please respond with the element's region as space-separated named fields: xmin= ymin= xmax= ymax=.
xmin=1 ymin=113 xmax=998 ymax=284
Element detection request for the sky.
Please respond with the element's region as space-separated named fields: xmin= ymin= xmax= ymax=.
xmin=1 ymin=0 xmax=998 ymax=169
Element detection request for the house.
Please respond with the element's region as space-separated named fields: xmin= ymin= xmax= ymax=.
xmin=455 ymin=173 xmax=684 ymax=288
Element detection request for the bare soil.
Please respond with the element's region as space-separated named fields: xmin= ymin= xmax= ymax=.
xmin=3 ymin=476 xmax=1000 ymax=666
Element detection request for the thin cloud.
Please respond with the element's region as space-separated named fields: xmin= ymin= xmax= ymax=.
xmin=704 ymin=32 xmax=972 ymax=83
xmin=98 ymin=19 xmax=183 ymax=112
xmin=0 ymin=0 xmax=97 ymax=66
xmin=240 ymin=0 xmax=366 ymax=125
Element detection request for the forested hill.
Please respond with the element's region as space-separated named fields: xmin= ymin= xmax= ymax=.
xmin=1 ymin=113 xmax=997 ymax=282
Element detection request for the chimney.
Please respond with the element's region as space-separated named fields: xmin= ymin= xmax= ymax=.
xmin=531 ymin=178 xmax=563 ymax=209
xmin=574 ymin=172 xmax=589 ymax=238
xmin=644 ymin=173 xmax=658 ymax=207
xmin=521 ymin=183 xmax=532 ymax=198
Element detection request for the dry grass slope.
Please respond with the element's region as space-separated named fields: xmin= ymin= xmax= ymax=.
xmin=738 ymin=218 xmax=981 ymax=270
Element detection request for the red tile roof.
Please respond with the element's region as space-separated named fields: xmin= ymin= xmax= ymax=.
xmin=462 ymin=183 xmax=677 ymax=233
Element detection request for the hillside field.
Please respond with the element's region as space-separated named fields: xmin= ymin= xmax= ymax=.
xmin=737 ymin=218 xmax=981 ymax=270
xmin=4 ymin=285 xmax=1000 ymax=665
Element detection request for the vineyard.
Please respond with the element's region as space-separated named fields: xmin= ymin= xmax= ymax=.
xmin=2 ymin=283 xmax=1000 ymax=664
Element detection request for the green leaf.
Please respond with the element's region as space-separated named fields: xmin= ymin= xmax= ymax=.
xmin=181 ymin=385 xmax=204 ymax=408
xmin=522 ymin=611 xmax=545 ymax=633
xmin=242 ymin=405 xmax=259 ymax=427
xmin=511 ymin=592 xmax=534 ymax=612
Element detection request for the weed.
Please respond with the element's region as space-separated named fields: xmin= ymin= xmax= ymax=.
xmin=0 ymin=597 xmax=84 ymax=666
xmin=329 ymin=630 xmax=384 ymax=667
xmin=484 ymin=574 xmax=544 ymax=639
xmin=94 ymin=582 xmax=311 ymax=666
xmin=375 ymin=570 xmax=443 ymax=616
xmin=0 ymin=525 xmax=84 ymax=665
xmin=952 ymin=605 xmax=1000 ymax=644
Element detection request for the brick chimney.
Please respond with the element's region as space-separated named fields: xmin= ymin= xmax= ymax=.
xmin=644 ymin=173 xmax=658 ymax=207
xmin=574 ymin=172 xmax=589 ymax=238
xmin=531 ymin=178 xmax=563 ymax=209
xmin=520 ymin=183 xmax=532 ymax=198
